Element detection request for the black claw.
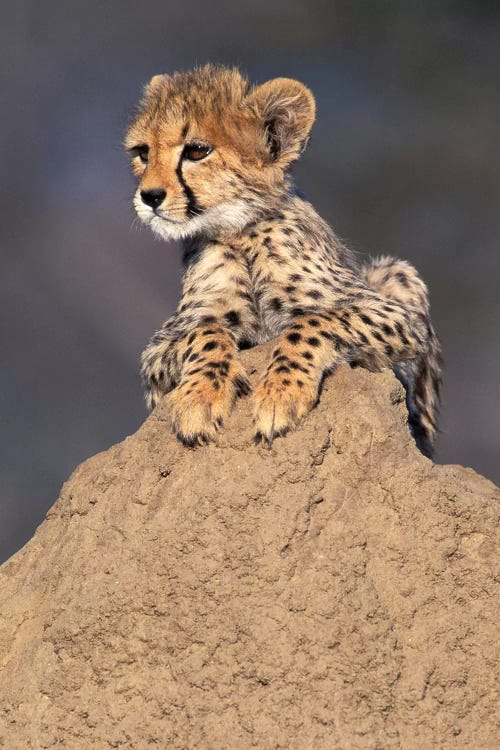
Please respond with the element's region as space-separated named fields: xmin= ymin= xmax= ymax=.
xmin=178 ymin=434 xmax=198 ymax=448
xmin=254 ymin=425 xmax=292 ymax=448
xmin=177 ymin=431 xmax=212 ymax=448
xmin=254 ymin=430 xmax=274 ymax=448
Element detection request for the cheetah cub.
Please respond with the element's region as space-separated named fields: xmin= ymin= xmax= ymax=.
xmin=126 ymin=64 xmax=441 ymax=456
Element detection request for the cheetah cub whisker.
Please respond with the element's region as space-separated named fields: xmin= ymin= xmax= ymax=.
xmin=125 ymin=64 xmax=441 ymax=455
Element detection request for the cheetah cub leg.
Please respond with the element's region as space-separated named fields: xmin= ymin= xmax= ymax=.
xmin=254 ymin=302 xmax=420 ymax=446
xmin=170 ymin=325 xmax=251 ymax=446
xmin=253 ymin=320 xmax=328 ymax=446
xmin=141 ymin=327 xmax=180 ymax=411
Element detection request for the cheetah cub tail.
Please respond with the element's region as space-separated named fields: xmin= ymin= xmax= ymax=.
xmin=361 ymin=255 xmax=442 ymax=459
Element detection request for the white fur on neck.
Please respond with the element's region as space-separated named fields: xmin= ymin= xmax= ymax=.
xmin=133 ymin=193 xmax=256 ymax=241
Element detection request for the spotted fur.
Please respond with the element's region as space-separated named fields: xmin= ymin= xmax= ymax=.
xmin=126 ymin=65 xmax=442 ymax=455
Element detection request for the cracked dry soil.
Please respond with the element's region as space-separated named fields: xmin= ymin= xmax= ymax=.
xmin=0 ymin=342 xmax=498 ymax=749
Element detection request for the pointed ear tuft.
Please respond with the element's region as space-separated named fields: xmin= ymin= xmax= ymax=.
xmin=248 ymin=78 xmax=316 ymax=165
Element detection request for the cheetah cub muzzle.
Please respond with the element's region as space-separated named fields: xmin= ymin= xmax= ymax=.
xmin=125 ymin=64 xmax=442 ymax=456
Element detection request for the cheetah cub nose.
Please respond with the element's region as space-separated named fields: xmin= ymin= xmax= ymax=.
xmin=140 ymin=188 xmax=166 ymax=209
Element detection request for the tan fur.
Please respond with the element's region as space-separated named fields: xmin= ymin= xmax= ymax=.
xmin=125 ymin=65 xmax=442 ymax=454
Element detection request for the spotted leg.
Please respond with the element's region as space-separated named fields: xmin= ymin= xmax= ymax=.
xmin=253 ymin=299 xmax=422 ymax=445
xmin=163 ymin=325 xmax=250 ymax=446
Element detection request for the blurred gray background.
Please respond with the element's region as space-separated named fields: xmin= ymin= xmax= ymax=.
xmin=1 ymin=0 xmax=499 ymax=562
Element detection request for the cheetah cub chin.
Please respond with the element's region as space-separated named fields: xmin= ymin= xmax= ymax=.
xmin=126 ymin=64 xmax=441 ymax=456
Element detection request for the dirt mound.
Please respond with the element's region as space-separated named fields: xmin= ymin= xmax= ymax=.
xmin=0 ymin=342 xmax=498 ymax=749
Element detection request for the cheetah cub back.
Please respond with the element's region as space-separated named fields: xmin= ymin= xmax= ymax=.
xmin=125 ymin=64 xmax=441 ymax=456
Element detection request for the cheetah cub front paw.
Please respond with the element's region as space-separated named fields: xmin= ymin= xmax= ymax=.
xmin=169 ymin=362 xmax=250 ymax=447
xmin=253 ymin=368 xmax=318 ymax=447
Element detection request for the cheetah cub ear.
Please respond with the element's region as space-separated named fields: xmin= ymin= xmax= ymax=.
xmin=248 ymin=78 xmax=316 ymax=166
xmin=144 ymin=73 xmax=170 ymax=98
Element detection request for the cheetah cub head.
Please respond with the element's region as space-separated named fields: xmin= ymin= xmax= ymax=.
xmin=125 ymin=64 xmax=315 ymax=241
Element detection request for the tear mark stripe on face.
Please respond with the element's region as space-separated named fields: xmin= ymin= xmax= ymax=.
xmin=175 ymin=152 xmax=201 ymax=218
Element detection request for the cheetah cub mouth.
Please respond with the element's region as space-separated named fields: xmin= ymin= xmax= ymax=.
xmin=133 ymin=193 xmax=255 ymax=242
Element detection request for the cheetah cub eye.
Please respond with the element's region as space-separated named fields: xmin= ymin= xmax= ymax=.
xmin=129 ymin=144 xmax=149 ymax=164
xmin=182 ymin=143 xmax=213 ymax=162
